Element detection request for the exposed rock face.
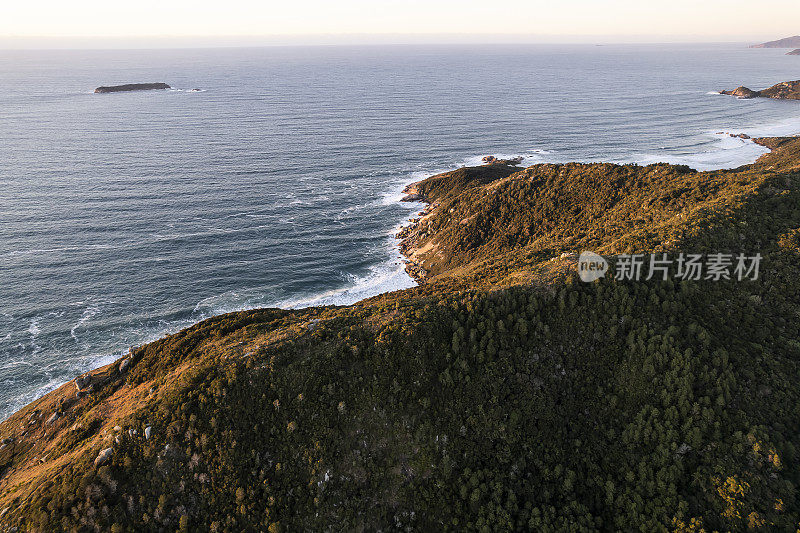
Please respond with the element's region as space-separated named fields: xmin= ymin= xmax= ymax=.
xmin=94 ymin=447 xmax=113 ymax=467
xmin=74 ymin=375 xmax=91 ymax=391
xmin=751 ymin=36 xmax=800 ymax=48
xmin=94 ymin=83 xmax=170 ymax=94
xmin=482 ymin=155 xmax=524 ymax=166
xmin=787 ymin=49 xmax=800 ymax=56
xmin=720 ymin=86 xmax=760 ymax=99
xmin=721 ymin=80 xmax=800 ymax=101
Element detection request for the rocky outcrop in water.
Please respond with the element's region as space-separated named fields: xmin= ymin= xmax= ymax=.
xmin=720 ymin=86 xmax=761 ymax=99
xmin=482 ymin=155 xmax=524 ymax=166
xmin=94 ymin=83 xmax=170 ymax=94
xmin=787 ymin=49 xmax=800 ymax=55
xmin=721 ymin=80 xmax=800 ymax=100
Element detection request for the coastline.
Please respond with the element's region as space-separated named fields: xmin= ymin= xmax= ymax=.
xmin=396 ymin=180 xmax=438 ymax=284
xmin=5 ymin=40 xmax=800 ymax=530
xmin=4 ymin=118 xmax=800 ymax=423
xmin=8 ymin=58 xmax=800 ymax=423
xmin=2 ymin=134 xmax=790 ymax=423
xmin=3 ymin=131 xmax=800 ymax=528
xmin=391 ymin=132 xmax=795 ymax=288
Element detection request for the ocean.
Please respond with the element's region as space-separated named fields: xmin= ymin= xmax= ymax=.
xmin=1 ymin=43 xmax=798 ymax=420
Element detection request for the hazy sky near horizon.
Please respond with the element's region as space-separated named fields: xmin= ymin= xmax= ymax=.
xmin=1 ymin=0 xmax=797 ymax=45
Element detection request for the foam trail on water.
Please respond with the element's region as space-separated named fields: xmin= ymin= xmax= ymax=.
xmin=745 ymin=115 xmax=800 ymax=137
xmin=626 ymin=133 xmax=771 ymax=171
xmin=27 ymin=319 xmax=40 ymax=337
xmin=378 ymin=171 xmax=436 ymax=206
xmin=279 ymin=243 xmax=416 ymax=309
xmin=462 ymin=150 xmax=551 ymax=168
xmin=627 ymin=108 xmax=800 ymax=171
xmin=1 ymin=350 xmax=121 ymax=421
xmin=70 ymin=306 xmax=100 ymax=341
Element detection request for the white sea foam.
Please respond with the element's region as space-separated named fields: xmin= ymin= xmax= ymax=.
xmin=70 ymin=306 xmax=100 ymax=341
xmin=378 ymin=171 xmax=433 ymax=206
xmin=190 ymin=167 xmax=428 ymax=316
xmin=2 ymin=349 xmax=120 ymax=421
xmin=0 ymin=360 xmax=34 ymax=371
xmin=462 ymin=150 xmax=551 ymax=168
xmin=280 ymin=246 xmax=415 ymax=309
xmin=4 ymin=377 xmax=66 ymax=418
xmin=193 ymin=290 xmax=262 ymax=316
xmin=1 ymin=243 xmax=122 ymax=258
xmin=626 ymin=133 xmax=770 ymax=171
xmin=742 ymin=114 xmax=800 ymax=138
xmin=190 ymin=257 xmax=414 ymax=315
xmin=628 ymin=111 xmax=800 ymax=171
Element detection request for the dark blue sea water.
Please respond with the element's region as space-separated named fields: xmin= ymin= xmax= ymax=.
xmin=1 ymin=43 xmax=799 ymax=420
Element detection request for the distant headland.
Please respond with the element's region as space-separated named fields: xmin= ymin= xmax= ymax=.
xmin=94 ymin=83 xmax=170 ymax=94
xmin=788 ymin=49 xmax=800 ymax=56
xmin=751 ymin=35 xmax=800 ymax=48
xmin=721 ymin=79 xmax=800 ymax=100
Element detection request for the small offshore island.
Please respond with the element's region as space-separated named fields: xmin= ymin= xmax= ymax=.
xmin=2 ymin=81 xmax=800 ymax=530
xmin=94 ymin=83 xmax=171 ymax=94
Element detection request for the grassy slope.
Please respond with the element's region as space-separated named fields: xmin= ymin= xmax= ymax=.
xmin=1 ymin=139 xmax=799 ymax=532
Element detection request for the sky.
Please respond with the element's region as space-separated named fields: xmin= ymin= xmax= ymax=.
xmin=1 ymin=0 xmax=798 ymax=48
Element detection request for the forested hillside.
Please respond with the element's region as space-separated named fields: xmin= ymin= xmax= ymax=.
xmin=1 ymin=138 xmax=799 ymax=532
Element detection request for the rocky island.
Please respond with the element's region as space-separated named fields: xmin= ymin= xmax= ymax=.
xmin=2 ymin=136 xmax=800 ymax=531
xmin=788 ymin=49 xmax=800 ymax=56
xmin=721 ymin=79 xmax=800 ymax=100
xmin=94 ymin=83 xmax=171 ymax=94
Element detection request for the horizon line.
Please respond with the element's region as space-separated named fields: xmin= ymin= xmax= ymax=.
xmin=0 ymin=33 xmax=775 ymax=51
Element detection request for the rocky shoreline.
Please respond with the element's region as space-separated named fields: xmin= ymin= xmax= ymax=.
xmin=721 ymin=79 xmax=800 ymax=100
xmin=395 ymin=156 xmax=525 ymax=284
xmin=396 ymin=182 xmax=437 ymax=283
